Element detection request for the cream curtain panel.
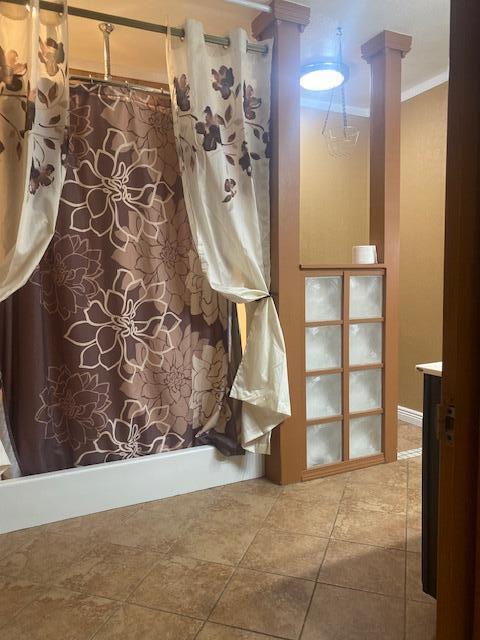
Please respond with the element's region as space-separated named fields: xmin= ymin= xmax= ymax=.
xmin=0 ymin=389 xmax=20 ymax=478
xmin=0 ymin=0 xmax=68 ymax=301
xmin=0 ymin=0 xmax=68 ymax=475
xmin=167 ymin=20 xmax=290 ymax=454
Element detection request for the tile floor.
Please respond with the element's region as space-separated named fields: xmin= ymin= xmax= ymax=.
xmin=0 ymin=422 xmax=435 ymax=639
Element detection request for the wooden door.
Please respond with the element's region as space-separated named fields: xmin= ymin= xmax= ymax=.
xmin=436 ymin=1 xmax=480 ymax=637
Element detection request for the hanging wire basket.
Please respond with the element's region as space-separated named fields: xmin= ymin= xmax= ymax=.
xmin=322 ymin=27 xmax=360 ymax=159
xmin=325 ymin=125 xmax=360 ymax=158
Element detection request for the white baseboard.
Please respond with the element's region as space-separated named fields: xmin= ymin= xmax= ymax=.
xmin=0 ymin=446 xmax=264 ymax=534
xmin=398 ymin=405 xmax=423 ymax=427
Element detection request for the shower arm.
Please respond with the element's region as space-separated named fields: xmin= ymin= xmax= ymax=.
xmin=71 ymin=20 xmax=171 ymax=97
xmin=99 ymin=22 xmax=114 ymax=82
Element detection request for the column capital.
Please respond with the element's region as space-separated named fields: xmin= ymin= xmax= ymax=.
xmin=252 ymin=0 xmax=310 ymax=40
xmin=361 ymin=30 xmax=412 ymax=62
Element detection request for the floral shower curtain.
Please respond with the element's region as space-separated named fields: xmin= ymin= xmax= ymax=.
xmin=0 ymin=82 xmax=241 ymax=476
xmin=0 ymin=0 xmax=68 ymax=475
xmin=167 ymin=20 xmax=289 ymax=454
xmin=0 ymin=0 xmax=68 ymax=299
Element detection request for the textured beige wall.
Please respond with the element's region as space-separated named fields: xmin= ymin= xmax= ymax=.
xmin=399 ymin=83 xmax=447 ymax=410
xmin=299 ymin=84 xmax=447 ymax=411
xmin=300 ymin=107 xmax=370 ymax=265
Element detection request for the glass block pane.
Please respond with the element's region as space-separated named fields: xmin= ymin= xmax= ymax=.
xmin=305 ymin=276 xmax=342 ymax=322
xmin=306 ymin=325 xmax=342 ymax=371
xmin=349 ymin=323 xmax=383 ymax=366
xmin=349 ymin=369 xmax=382 ymax=413
xmin=350 ymin=414 xmax=382 ymax=459
xmin=307 ymin=421 xmax=342 ymax=468
xmin=349 ymin=275 xmax=383 ymax=319
xmin=306 ymin=373 xmax=342 ymax=420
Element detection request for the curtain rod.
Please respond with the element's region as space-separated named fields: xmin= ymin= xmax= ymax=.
xmin=70 ymin=74 xmax=171 ymax=97
xmin=3 ymin=0 xmax=269 ymax=54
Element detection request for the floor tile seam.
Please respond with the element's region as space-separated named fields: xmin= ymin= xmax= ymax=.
xmin=0 ymin=532 xmax=48 ymax=566
xmin=202 ymin=488 xmax=287 ymax=633
xmin=44 ymin=505 xmax=143 ymax=535
xmin=0 ymin=532 xmax=46 ymax=563
xmin=405 ymin=598 xmax=436 ymax=608
xmin=45 ymin=516 xmax=186 ymax=554
xmin=0 ymin=575 xmax=306 ymax=640
xmin=53 ymin=535 xmax=168 ymax=562
xmin=405 ymin=595 xmax=437 ymax=605
xmin=119 ymin=597 xmax=210 ymax=622
xmin=201 ymin=618 xmax=287 ymax=639
xmin=0 ymin=545 xmax=166 ymax=594
xmin=238 ymin=525 xmax=330 ymax=577
xmin=329 ymin=533 xmax=405 ymax=552
xmin=323 ymin=537 xmax=407 ymax=554
xmin=298 ymin=481 xmax=349 ymax=640
xmin=118 ymin=556 xmax=172 ymax=614
xmin=193 ymin=619 xmax=207 ymax=639
xmin=260 ymin=523 xmax=336 ymax=540
xmin=337 ymin=500 xmax=408 ymax=517
xmin=124 ymin=546 xmax=245 ymax=624
xmin=0 ymin=584 xmax=45 ymax=633
xmin=332 ymin=495 xmax=408 ymax=519
xmin=0 ymin=579 xmax=127 ymax=637
xmin=297 ymin=534 xmax=333 ymax=639
xmin=170 ymin=488 xmax=280 ymax=545
xmin=0 ymin=570 xmax=142 ymax=606
xmin=264 ymin=488 xmax=343 ymax=538
xmin=202 ymin=560 xmax=237 ymax=624
xmin=328 ymin=479 xmax=349 ymax=539
xmin=229 ymin=563 xmax=319 ymax=583
xmin=343 ymin=480 xmax=408 ymax=492
xmin=120 ymin=554 xmax=166 ymax=604
xmin=247 ymin=527 xmax=331 ymax=544
xmin=312 ymin=580 xmax=408 ymax=603
xmin=315 ymin=575 xmax=406 ymax=599
xmin=232 ymin=484 xmax=285 ymax=565
xmin=88 ymin=600 xmax=124 ymax=640
xmin=87 ymin=600 xmax=209 ymax=640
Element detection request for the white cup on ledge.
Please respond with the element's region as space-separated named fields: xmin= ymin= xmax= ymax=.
xmin=352 ymin=245 xmax=378 ymax=264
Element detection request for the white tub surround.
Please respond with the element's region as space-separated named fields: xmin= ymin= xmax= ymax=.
xmin=0 ymin=447 xmax=263 ymax=534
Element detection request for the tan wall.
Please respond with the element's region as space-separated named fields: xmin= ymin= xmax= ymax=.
xmin=300 ymin=107 xmax=370 ymax=265
xmin=399 ymin=83 xmax=447 ymax=410
xmin=299 ymin=84 xmax=447 ymax=411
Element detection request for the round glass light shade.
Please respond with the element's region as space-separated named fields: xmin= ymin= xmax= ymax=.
xmin=300 ymin=62 xmax=349 ymax=92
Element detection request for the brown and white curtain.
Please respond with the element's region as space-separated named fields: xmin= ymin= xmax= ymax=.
xmin=167 ymin=20 xmax=289 ymax=454
xmin=0 ymin=83 xmax=241 ymax=476
xmin=0 ymin=0 xmax=68 ymax=475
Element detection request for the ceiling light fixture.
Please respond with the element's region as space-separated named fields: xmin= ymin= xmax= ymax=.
xmin=300 ymin=60 xmax=349 ymax=92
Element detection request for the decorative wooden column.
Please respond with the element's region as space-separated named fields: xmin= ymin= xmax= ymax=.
xmin=252 ymin=1 xmax=310 ymax=484
xmin=361 ymin=31 xmax=412 ymax=462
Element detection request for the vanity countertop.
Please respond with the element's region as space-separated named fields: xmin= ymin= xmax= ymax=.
xmin=416 ymin=361 xmax=443 ymax=377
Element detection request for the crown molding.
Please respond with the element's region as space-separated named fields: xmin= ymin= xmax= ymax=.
xmin=301 ymin=69 xmax=449 ymax=118
xmin=401 ymin=69 xmax=449 ymax=102
xmin=300 ymin=96 xmax=370 ymax=118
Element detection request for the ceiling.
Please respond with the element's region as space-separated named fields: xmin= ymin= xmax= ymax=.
xmin=67 ymin=0 xmax=450 ymax=112
xmin=301 ymin=0 xmax=450 ymax=112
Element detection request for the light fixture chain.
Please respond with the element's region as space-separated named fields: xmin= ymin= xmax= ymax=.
xmin=322 ymin=88 xmax=334 ymax=136
xmin=341 ymin=83 xmax=348 ymax=133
